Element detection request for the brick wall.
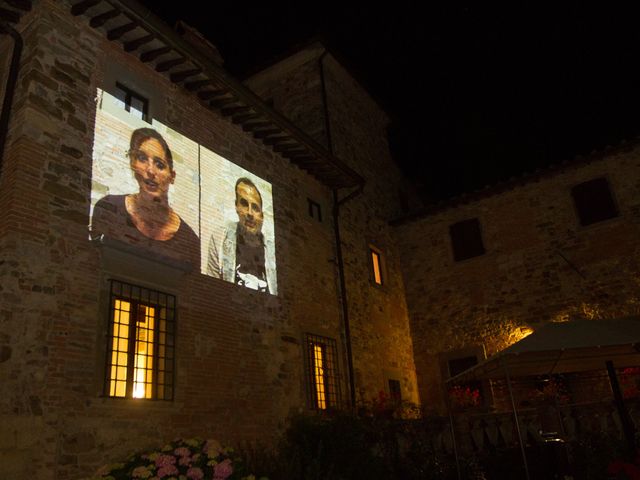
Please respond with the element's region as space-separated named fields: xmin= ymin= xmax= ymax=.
xmin=394 ymin=147 xmax=640 ymax=411
xmin=0 ymin=2 xmax=361 ymax=478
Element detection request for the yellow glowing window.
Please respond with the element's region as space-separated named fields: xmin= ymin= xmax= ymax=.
xmin=306 ymin=334 xmax=341 ymax=410
xmin=371 ymin=249 xmax=383 ymax=285
xmin=105 ymin=280 xmax=174 ymax=400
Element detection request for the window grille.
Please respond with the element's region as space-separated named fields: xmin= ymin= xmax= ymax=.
xmin=105 ymin=280 xmax=175 ymax=400
xmin=115 ymin=82 xmax=149 ymax=121
xmin=305 ymin=333 xmax=341 ymax=410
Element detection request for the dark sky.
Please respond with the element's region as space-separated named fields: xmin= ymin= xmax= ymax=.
xmin=136 ymin=2 xmax=640 ymax=202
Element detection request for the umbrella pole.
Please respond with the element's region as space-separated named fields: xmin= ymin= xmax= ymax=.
xmin=444 ymin=383 xmax=462 ymax=480
xmin=606 ymin=360 xmax=636 ymax=459
xmin=503 ymin=358 xmax=530 ymax=480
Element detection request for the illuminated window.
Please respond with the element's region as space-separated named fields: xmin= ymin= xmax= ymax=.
xmin=449 ymin=218 xmax=485 ymax=262
xmin=571 ymin=177 xmax=618 ymax=226
xmin=115 ymin=82 xmax=149 ymax=121
xmin=105 ymin=280 xmax=175 ymax=400
xmin=370 ymin=247 xmax=384 ymax=285
xmin=305 ymin=334 xmax=341 ymax=410
xmin=308 ymin=198 xmax=322 ymax=222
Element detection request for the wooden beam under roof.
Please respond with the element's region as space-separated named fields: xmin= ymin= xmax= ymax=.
xmin=156 ymin=57 xmax=186 ymax=72
xmin=197 ymin=89 xmax=226 ymax=101
xmin=70 ymin=0 xmax=100 ymax=16
xmin=266 ymin=136 xmax=295 ymax=147
xmin=232 ymin=113 xmax=260 ymax=124
xmin=274 ymin=145 xmax=307 ymax=155
xmin=209 ymin=97 xmax=237 ymax=109
xmin=221 ymin=105 xmax=252 ymax=117
xmin=185 ymin=79 xmax=214 ymax=91
xmin=170 ymin=68 xmax=201 ymax=83
xmin=253 ymin=128 xmax=281 ymax=139
xmin=123 ymin=34 xmax=153 ymax=52
xmin=107 ymin=21 xmax=136 ymax=40
xmin=89 ymin=8 xmax=119 ymax=28
xmin=140 ymin=46 xmax=170 ymax=62
xmin=242 ymin=121 xmax=272 ymax=133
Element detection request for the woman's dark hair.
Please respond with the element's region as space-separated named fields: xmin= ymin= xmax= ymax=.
xmin=129 ymin=128 xmax=173 ymax=169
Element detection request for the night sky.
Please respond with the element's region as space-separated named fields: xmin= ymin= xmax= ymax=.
xmin=136 ymin=2 xmax=640 ymax=202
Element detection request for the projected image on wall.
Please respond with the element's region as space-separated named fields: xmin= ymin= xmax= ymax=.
xmin=89 ymin=88 xmax=277 ymax=295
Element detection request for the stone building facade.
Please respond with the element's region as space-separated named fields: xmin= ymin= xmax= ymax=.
xmin=3 ymin=0 xmax=640 ymax=478
xmin=0 ymin=1 xmax=418 ymax=478
xmin=393 ymin=145 xmax=640 ymax=410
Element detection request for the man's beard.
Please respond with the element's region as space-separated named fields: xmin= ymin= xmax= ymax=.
xmin=238 ymin=223 xmax=263 ymax=246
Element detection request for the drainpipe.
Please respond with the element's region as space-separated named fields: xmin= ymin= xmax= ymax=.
xmin=0 ymin=21 xmax=23 ymax=176
xmin=320 ymin=49 xmax=364 ymax=410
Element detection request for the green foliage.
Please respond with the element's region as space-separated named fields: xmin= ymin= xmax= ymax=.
xmin=241 ymin=407 xmax=464 ymax=480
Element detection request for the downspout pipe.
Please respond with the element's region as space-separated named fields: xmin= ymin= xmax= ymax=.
xmin=0 ymin=21 xmax=23 ymax=176
xmin=319 ymin=49 xmax=364 ymax=410
xmin=333 ymin=184 xmax=363 ymax=410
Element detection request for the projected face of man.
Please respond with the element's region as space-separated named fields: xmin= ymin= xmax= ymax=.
xmin=130 ymin=138 xmax=175 ymax=202
xmin=235 ymin=181 xmax=263 ymax=237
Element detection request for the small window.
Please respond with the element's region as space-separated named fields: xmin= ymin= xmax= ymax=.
xmin=388 ymin=379 xmax=402 ymax=405
xmin=308 ymin=198 xmax=322 ymax=222
xmin=305 ymin=333 xmax=341 ymax=410
xmin=571 ymin=177 xmax=618 ymax=226
xmin=449 ymin=218 xmax=485 ymax=262
xmin=370 ymin=247 xmax=384 ymax=286
xmin=115 ymin=82 xmax=149 ymax=121
xmin=104 ymin=280 xmax=175 ymax=400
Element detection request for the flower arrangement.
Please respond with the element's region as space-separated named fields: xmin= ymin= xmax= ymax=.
xmin=90 ymin=437 xmax=267 ymax=480
xmin=620 ymin=367 xmax=640 ymax=400
xmin=448 ymin=385 xmax=482 ymax=409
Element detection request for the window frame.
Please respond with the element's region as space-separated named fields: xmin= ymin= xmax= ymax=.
xmin=305 ymin=333 xmax=342 ymax=410
xmin=115 ymin=81 xmax=150 ymax=122
xmin=103 ymin=279 xmax=175 ymax=401
xmin=449 ymin=217 xmax=486 ymax=262
xmin=369 ymin=245 xmax=385 ymax=287
xmin=307 ymin=198 xmax=323 ymax=223
xmin=570 ymin=176 xmax=619 ymax=227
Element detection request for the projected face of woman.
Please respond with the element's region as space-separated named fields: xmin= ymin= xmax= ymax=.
xmin=130 ymin=138 xmax=175 ymax=202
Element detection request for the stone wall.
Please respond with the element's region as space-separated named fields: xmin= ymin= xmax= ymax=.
xmin=246 ymin=45 xmax=420 ymax=407
xmin=394 ymin=147 xmax=640 ymax=411
xmin=0 ymin=2 xmax=361 ymax=478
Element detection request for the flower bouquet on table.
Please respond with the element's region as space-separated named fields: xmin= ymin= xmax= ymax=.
xmin=90 ymin=437 xmax=267 ymax=480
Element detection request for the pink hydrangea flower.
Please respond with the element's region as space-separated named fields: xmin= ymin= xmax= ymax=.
xmin=178 ymin=455 xmax=192 ymax=466
xmin=155 ymin=454 xmax=176 ymax=468
xmin=174 ymin=447 xmax=191 ymax=457
xmin=186 ymin=466 xmax=205 ymax=480
xmin=157 ymin=464 xmax=178 ymax=478
xmin=213 ymin=458 xmax=233 ymax=479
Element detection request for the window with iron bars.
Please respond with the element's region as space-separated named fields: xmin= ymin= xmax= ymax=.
xmin=104 ymin=280 xmax=175 ymax=400
xmin=305 ymin=333 xmax=341 ymax=410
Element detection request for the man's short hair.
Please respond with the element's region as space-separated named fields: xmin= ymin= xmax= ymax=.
xmin=235 ymin=177 xmax=262 ymax=206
